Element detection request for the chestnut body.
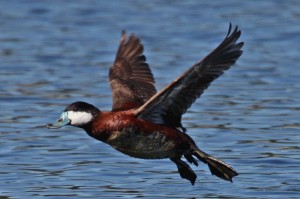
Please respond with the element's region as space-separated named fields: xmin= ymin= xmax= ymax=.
xmin=89 ymin=111 xmax=195 ymax=159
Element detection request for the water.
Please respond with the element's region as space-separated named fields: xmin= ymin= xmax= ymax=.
xmin=1 ymin=0 xmax=300 ymax=198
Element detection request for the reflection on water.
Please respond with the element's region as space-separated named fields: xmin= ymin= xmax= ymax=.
xmin=1 ymin=0 xmax=300 ymax=198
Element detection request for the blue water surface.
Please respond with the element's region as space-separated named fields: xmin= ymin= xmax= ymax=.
xmin=1 ymin=0 xmax=300 ymax=198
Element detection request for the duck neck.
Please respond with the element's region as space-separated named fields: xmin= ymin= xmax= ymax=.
xmin=79 ymin=110 xmax=101 ymax=137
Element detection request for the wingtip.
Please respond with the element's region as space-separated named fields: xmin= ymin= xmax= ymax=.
xmin=120 ymin=30 xmax=127 ymax=44
xmin=237 ymin=42 xmax=244 ymax=49
xmin=226 ymin=23 xmax=241 ymax=38
xmin=121 ymin=30 xmax=127 ymax=38
xmin=227 ymin=22 xmax=232 ymax=37
xmin=120 ymin=30 xmax=140 ymax=43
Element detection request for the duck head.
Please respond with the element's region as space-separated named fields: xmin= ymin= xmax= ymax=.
xmin=47 ymin=101 xmax=100 ymax=129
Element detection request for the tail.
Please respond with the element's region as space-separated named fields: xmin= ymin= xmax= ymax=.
xmin=193 ymin=149 xmax=238 ymax=182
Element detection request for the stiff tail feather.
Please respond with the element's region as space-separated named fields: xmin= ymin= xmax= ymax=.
xmin=193 ymin=149 xmax=238 ymax=182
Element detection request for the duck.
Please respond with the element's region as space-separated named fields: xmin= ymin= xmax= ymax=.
xmin=47 ymin=23 xmax=243 ymax=185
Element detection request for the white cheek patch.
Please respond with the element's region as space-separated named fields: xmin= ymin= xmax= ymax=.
xmin=67 ymin=111 xmax=93 ymax=125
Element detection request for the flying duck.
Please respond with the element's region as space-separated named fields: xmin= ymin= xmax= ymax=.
xmin=47 ymin=24 xmax=243 ymax=185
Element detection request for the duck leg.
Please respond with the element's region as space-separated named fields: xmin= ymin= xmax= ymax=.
xmin=170 ymin=157 xmax=197 ymax=185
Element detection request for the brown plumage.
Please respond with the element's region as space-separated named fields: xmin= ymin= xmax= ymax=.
xmin=109 ymin=31 xmax=157 ymax=111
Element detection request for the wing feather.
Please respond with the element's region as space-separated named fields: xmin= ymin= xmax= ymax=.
xmin=109 ymin=31 xmax=157 ymax=111
xmin=135 ymin=24 xmax=243 ymax=130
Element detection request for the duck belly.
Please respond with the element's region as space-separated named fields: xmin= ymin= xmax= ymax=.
xmin=105 ymin=129 xmax=185 ymax=159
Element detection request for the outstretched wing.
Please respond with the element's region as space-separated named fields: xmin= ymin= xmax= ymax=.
xmin=109 ymin=31 xmax=157 ymax=111
xmin=135 ymin=24 xmax=243 ymax=131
